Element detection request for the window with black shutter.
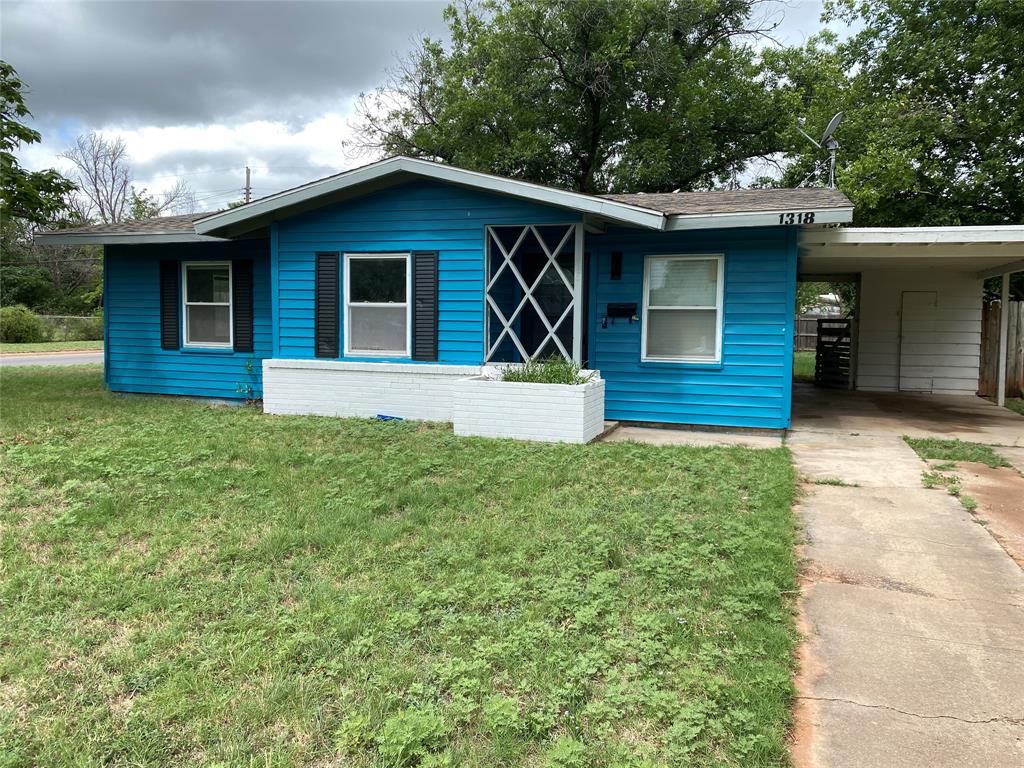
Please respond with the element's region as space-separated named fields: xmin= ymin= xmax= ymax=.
xmin=411 ymin=251 xmax=439 ymax=361
xmin=315 ymin=252 xmax=340 ymax=357
xmin=232 ymin=260 xmax=254 ymax=352
xmin=159 ymin=260 xmax=180 ymax=349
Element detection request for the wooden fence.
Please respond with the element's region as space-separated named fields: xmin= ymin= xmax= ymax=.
xmin=795 ymin=314 xmax=831 ymax=351
xmin=979 ymin=300 xmax=1024 ymax=398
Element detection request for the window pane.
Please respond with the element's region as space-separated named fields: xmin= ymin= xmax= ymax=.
xmin=187 ymin=266 xmax=230 ymax=303
xmin=349 ymin=306 xmax=407 ymax=352
xmin=187 ymin=305 xmax=230 ymax=344
xmin=349 ymin=258 xmax=407 ymax=303
xmin=648 ymin=258 xmax=717 ymax=306
xmin=646 ymin=309 xmax=717 ymax=358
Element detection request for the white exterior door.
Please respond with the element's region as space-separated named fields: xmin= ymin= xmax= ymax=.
xmin=898 ymin=290 xmax=939 ymax=392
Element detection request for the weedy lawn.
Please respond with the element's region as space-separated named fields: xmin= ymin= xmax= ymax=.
xmin=0 ymin=368 xmax=799 ymax=768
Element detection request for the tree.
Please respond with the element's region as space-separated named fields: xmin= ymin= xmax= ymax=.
xmin=0 ymin=60 xmax=76 ymax=224
xmin=352 ymin=0 xmax=792 ymax=194
xmin=62 ymin=132 xmax=195 ymax=223
xmin=776 ymin=0 xmax=1023 ymax=226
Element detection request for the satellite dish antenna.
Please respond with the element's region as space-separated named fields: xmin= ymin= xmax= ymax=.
xmin=797 ymin=111 xmax=844 ymax=188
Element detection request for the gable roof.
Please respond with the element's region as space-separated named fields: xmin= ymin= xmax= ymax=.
xmin=192 ymin=156 xmax=667 ymax=236
xmin=34 ymin=155 xmax=853 ymax=244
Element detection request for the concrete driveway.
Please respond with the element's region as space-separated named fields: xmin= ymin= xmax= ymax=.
xmin=0 ymin=351 xmax=103 ymax=367
xmin=789 ymin=403 xmax=1024 ymax=767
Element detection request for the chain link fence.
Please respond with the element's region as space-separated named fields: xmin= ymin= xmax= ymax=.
xmin=38 ymin=315 xmax=104 ymax=342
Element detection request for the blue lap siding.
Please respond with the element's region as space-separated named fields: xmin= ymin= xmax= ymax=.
xmin=273 ymin=180 xmax=578 ymax=363
xmin=586 ymin=227 xmax=797 ymax=430
xmin=105 ymin=241 xmax=271 ymax=399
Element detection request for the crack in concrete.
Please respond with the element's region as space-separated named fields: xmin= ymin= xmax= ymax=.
xmin=796 ymin=696 xmax=1024 ymax=726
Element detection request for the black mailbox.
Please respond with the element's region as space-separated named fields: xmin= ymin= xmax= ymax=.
xmin=607 ymin=302 xmax=637 ymax=319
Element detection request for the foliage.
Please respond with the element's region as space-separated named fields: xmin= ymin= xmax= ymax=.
xmin=1001 ymin=398 xmax=1024 ymax=417
xmin=353 ymin=0 xmax=791 ymax=193
xmin=0 ymin=304 xmax=48 ymax=343
xmin=0 ymin=61 xmax=76 ymax=224
xmin=904 ymin=437 xmax=1009 ymax=469
xmin=1 ymin=367 xmax=799 ymax=767
xmin=0 ymin=215 xmax=102 ymax=314
xmin=793 ymin=351 xmax=815 ymax=382
xmin=499 ymin=356 xmax=595 ymax=384
xmin=775 ymin=1 xmax=1023 ymax=226
xmin=795 ymin=281 xmax=829 ymax=314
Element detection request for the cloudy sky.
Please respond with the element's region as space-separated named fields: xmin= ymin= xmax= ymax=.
xmin=4 ymin=0 xmax=847 ymax=213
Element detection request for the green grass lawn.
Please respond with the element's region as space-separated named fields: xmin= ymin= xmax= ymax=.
xmin=0 ymin=340 xmax=103 ymax=354
xmin=1003 ymin=398 xmax=1024 ymax=417
xmin=0 ymin=368 xmax=799 ymax=768
xmin=904 ymin=437 xmax=1010 ymax=468
xmin=792 ymin=351 xmax=815 ymax=382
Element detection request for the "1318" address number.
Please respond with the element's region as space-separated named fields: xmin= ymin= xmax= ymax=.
xmin=778 ymin=212 xmax=816 ymax=224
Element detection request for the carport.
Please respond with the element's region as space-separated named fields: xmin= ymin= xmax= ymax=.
xmin=797 ymin=226 xmax=1024 ymax=407
xmin=793 ymin=226 xmax=1024 ymax=441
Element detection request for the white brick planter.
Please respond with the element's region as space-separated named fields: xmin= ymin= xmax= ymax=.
xmin=453 ymin=372 xmax=605 ymax=443
xmin=262 ymin=359 xmax=480 ymax=420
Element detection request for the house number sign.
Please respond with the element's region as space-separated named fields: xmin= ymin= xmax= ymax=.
xmin=778 ymin=212 xmax=816 ymax=224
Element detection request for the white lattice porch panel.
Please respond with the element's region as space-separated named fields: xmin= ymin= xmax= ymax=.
xmin=485 ymin=223 xmax=583 ymax=363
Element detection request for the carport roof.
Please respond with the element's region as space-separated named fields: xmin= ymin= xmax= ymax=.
xmin=799 ymin=226 xmax=1024 ymax=277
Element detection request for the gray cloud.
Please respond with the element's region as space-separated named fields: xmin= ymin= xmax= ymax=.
xmin=3 ymin=0 xmax=449 ymax=126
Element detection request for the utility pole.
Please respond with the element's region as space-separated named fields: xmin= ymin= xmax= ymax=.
xmin=244 ymin=166 xmax=251 ymax=204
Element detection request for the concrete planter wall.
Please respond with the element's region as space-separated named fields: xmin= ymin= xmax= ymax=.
xmin=453 ymin=371 xmax=605 ymax=443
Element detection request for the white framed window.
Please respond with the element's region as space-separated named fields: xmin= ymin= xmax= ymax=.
xmin=182 ymin=261 xmax=232 ymax=348
xmin=344 ymin=253 xmax=411 ymax=356
xmin=641 ymin=254 xmax=724 ymax=363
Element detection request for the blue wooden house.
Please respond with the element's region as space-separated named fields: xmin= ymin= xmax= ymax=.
xmin=40 ymin=156 xmax=856 ymax=431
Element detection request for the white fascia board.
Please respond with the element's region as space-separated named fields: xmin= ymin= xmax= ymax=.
xmin=193 ymin=156 xmax=667 ymax=234
xmin=33 ymin=232 xmax=228 ymax=245
xmin=664 ymin=207 xmax=853 ymax=231
xmin=800 ymin=225 xmax=1024 ymax=246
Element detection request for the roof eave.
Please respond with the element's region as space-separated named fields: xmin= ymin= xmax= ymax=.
xmin=664 ymin=207 xmax=854 ymax=231
xmin=194 ymin=156 xmax=667 ymax=235
xmin=33 ymin=232 xmax=228 ymax=245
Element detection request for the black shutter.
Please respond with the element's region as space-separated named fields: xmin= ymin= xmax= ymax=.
xmin=411 ymin=250 xmax=439 ymax=361
xmin=314 ymin=252 xmax=340 ymax=358
xmin=232 ymin=260 xmax=254 ymax=352
xmin=159 ymin=260 xmax=180 ymax=350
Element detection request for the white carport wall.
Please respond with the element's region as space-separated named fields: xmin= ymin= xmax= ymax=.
xmin=484 ymin=223 xmax=585 ymax=363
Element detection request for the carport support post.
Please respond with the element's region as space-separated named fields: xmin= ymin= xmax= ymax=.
xmin=998 ymin=272 xmax=1010 ymax=407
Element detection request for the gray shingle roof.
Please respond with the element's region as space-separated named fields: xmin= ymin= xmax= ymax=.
xmin=44 ymin=211 xmax=222 ymax=237
xmin=39 ymin=183 xmax=852 ymax=240
xmin=601 ymin=187 xmax=853 ymax=215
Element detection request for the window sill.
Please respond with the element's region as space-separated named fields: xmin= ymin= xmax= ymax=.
xmin=181 ymin=345 xmax=236 ymax=355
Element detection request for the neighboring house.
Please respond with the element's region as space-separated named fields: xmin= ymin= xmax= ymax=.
xmin=37 ymin=156 xmax=1024 ymax=430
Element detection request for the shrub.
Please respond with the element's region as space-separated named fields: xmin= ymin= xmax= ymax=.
xmin=0 ymin=305 xmax=49 ymax=343
xmin=499 ymin=356 xmax=595 ymax=385
xmin=69 ymin=312 xmax=104 ymax=341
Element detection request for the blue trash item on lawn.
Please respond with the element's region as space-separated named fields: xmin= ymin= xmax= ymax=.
xmin=376 ymin=414 xmax=404 ymax=421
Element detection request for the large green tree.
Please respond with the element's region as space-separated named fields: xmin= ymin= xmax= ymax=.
xmin=0 ymin=61 xmax=76 ymax=225
xmin=353 ymin=0 xmax=792 ymax=194
xmin=776 ymin=0 xmax=1023 ymax=227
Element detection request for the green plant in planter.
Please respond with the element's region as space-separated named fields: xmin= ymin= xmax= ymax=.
xmin=499 ymin=356 xmax=594 ymax=385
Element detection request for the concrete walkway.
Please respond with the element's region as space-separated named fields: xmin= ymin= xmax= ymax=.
xmin=789 ymin=431 xmax=1024 ymax=767
xmin=0 ymin=351 xmax=103 ymax=367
